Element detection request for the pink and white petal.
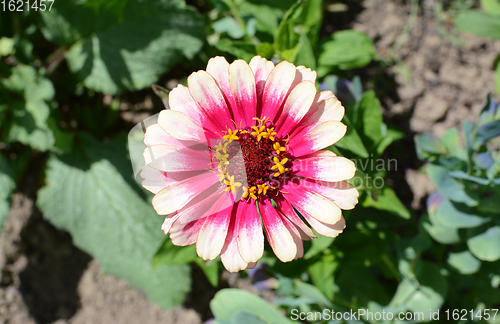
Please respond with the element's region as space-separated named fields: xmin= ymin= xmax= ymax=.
xmin=259 ymin=198 xmax=297 ymax=262
xmin=302 ymin=213 xmax=346 ymax=238
xmin=299 ymin=97 xmax=345 ymax=132
xmin=169 ymin=84 xmax=213 ymax=131
xmin=301 ymin=150 xmax=337 ymax=158
xmin=235 ymin=202 xmax=264 ymax=263
xmin=187 ymin=70 xmax=234 ymax=130
xmin=221 ymin=208 xmax=251 ymax=272
xmin=161 ymin=213 xmax=181 ymax=234
xmin=288 ymin=121 xmax=347 ymax=157
xmin=170 ymin=217 xmax=206 ymax=246
xmin=301 ymin=179 xmax=359 ymax=210
xmin=275 ymin=196 xmax=316 ymax=240
xmin=144 ymin=124 xmax=183 ymax=147
xmin=144 ymin=145 xmax=213 ymax=172
xmin=196 ymin=204 xmax=233 ymax=260
xmin=140 ymin=165 xmax=170 ymax=194
xmin=296 ymin=66 xmax=317 ymax=83
xmin=279 ymin=212 xmax=304 ymax=260
xmin=169 ymin=190 xmax=224 ymax=246
xmin=158 ymin=110 xmax=208 ymax=143
xmin=249 ymin=56 xmax=274 ymax=104
xmin=276 ymin=81 xmax=317 ymax=136
xmin=291 ymin=91 xmax=338 ymax=136
xmin=206 ymin=57 xmax=244 ymax=124
xmin=152 ymin=172 xmax=219 ymax=215
xmin=229 ymin=60 xmax=257 ymax=127
xmin=294 ymin=156 xmax=356 ymax=182
xmin=282 ymin=182 xmax=342 ymax=224
xmin=260 ymin=61 xmax=297 ymax=121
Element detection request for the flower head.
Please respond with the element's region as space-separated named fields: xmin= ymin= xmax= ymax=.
xmin=141 ymin=56 xmax=359 ymax=272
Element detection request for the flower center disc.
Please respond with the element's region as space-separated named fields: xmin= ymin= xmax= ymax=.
xmin=212 ymin=117 xmax=291 ymax=201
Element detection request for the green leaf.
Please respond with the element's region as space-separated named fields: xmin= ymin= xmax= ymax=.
xmin=307 ymin=254 xmax=337 ymax=300
xmin=0 ymin=37 xmax=14 ymax=56
xmin=447 ymin=250 xmax=481 ymax=274
xmin=231 ymin=311 xmax=267 ymax=324
xmin=475 ymin=120 xmax=500 ymax=145
xmin=152 ymin=237 xmax=198 ymax=267
xmin=426 ymin=163 xmax=478 ymax=206
xmin=433 ymin=199 xmax=489 ymax=229
xmin=482 ymin=0 xmax=500 ymax=16
xmin=210 ymin=289 xmax=293 ymax=324
xmin=236 ymin=0 xmax=295 ymax=37
xmin=375 ymin=126 xmax=404 ymax=156
xmin=0 ymin=154 xmax=16 ymax=231
xmin=356 ymin=91 xmax=383 ymax=149
xmin=294 ymin=31 xmax=316 ymax=69
xmin=41 ymin=0 xmax=204 ymax=94
xmin=303 ymin=235 xmax=334 ymax=259
xmin=334 ymin=114 xmax=369 ymax=158
xmin=406 ymin=262 xmax=447 ymax=319
xmin=318 ymin=30 xmax=376 ymax=71
xmin=37 ymin=134 xmax=190 ymax=309
xmin=424 ymin=217 xmax=461 ymax=244
xmin=454 ymin=10 xmax=500 ymax=39
xmin=467 ymin=226 xmax=500 ymax=261
xmin=415 ymin=133 xmax=447 ymax=157
xmin=294 ymin=280 xmax=333 ymax=307
xmin=212 ymin=17 xmax=245 ymax=39
xmin=215 ymin=39 xmax=257 ymax=62
xmin=274 ymin=1 xmax=302 ymax=55
xmin=274 ymin=0 xmax=322 ymax=63
xmin=2 ymin=65 xmax=56 ymax=150
xmin=362 ymin=186 xmax=411 ymax=219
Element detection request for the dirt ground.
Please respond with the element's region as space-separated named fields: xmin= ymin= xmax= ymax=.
xmin=1 ymin=0 xmax=499 ymax=323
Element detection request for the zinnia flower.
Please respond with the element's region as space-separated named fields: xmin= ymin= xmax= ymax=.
xmin=141 ymin=56 xmax=359 ymax=272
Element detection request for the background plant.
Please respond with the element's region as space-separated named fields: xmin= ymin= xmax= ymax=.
xmin=1 ymin=0 xmax=500 ymax=323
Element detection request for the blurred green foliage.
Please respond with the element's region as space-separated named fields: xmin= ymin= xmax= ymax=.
xmin=454 ymin=0 xmax=500 ymax=94
xmin=1 ymin=0 xmax=499 ymax=322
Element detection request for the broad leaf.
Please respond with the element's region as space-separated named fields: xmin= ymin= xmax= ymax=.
xmin=454 ymin=10 xmax=500 ymax=39
xmin=433 ymin=199 xmax=489 ymax=229
xmin=363 ymin=186 xmax=411 ymax=219
xmin=37 ymin=134 xmax=190 ymax=309
xmin=447 ymin=251 xmax=481 ymax=274
xmin=318 ymin=30 xmax=376 ymax=71
xmin=2 ymin=65 xmax=55 ymax=150
xmin=426 ymin=163 xmax=478 ymax=206
xmin=467 ymin=226 xmax=500 ymax=262
xmin=211 ymin=289 xmax=293 ymax=324
xmin=41 ymin=0 xmax=204 ymax=94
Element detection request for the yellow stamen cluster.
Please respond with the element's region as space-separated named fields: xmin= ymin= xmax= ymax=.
xmin=212 ymin=117 xmax=290 ymax=201
xmin=271 ymin=157 xmax=289 ymax=177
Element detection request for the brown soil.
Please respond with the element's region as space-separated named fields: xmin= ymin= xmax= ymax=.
xmin=1 ymin=1 xmax=499 ymax=323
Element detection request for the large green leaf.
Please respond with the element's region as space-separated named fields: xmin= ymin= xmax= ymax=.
xmin=426 ymin=163 xmax=478 ymax=206
xmin=467 ymin=226 xmax=500 ymax=262
xmin=433 ymin=199 xmax=489 ymax=229
xmin=41 ymin=0 xmax=204 ymax=94
xmin=318 ymin=30 xmax=376 ymax=71
xmin=454 ymin=10 xmax=500 ymax=39
xmin=355 ymin=91 xmax=384 ymax=150
xmin=210 ymin=289 xmax=293 ymax=324
xmin=447 ymin=250 xmax=481 ymax=275
xmin=37 ymin=134 xmax=190 ymax=309
xmin=362 ymin=186 xmax=411 ymax=219
xmin=1 ymin=65 xmax=55 ymax=150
